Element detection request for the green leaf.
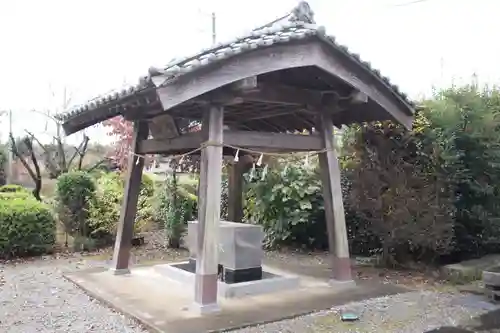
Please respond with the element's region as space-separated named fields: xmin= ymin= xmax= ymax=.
xmin=299 ymin=200 xmax=312 ymax=210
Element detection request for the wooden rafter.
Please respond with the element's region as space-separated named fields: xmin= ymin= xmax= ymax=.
xmin=137 ymin=130 xmax=322 ymax=154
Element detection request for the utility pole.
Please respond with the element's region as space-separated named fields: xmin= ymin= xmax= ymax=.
xmin=7 ymin=110 xmax=13 ymax=184
xmin=194 ymin=6 xmax=217 ymax=45
xmin=440 ymin=57 xmax=444 ymax=83
xmin=61 ymin=86 xmax=69 ymax=146
xmin=211 ymin=12 xmax=216 ymax=45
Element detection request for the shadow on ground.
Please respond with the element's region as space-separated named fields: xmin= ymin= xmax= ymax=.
xmin=425 ymin=328 xmax=474 ymax=333
xmin=425 ymin=308 xmax=500 ymax=332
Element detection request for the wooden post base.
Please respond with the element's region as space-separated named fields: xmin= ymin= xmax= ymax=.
xmin=332 ymin=256 xmax=352 ymax=281
xmin=190 ymin=302 xmax=220 ymax=315
xmin=109 ymin=268 xmax=131 ymax=275
xmin=194 ymin=273 xmax=219 ymax=310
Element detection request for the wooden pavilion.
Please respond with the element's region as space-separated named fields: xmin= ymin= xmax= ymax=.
xmin=56 ymin=1 xmax=415 ymax=312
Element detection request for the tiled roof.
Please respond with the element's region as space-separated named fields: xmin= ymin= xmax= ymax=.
xmin=56 ymin=1 xmax=413 ymax=124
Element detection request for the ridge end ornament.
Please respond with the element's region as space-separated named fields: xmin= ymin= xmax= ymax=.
xmin=291 ymin=1 xmax=315 ymax=24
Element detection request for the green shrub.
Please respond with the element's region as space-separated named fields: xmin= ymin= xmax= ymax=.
xmin=424 ymin=85 xmax=500 ymax=259
xmin=0 ymin=149 xmax=6 ymax=186
xmin=239 ymin=84 xmax=500 ymax=266
xmin=88 ymin=171 xmax=154 ymax=243
xmin=140 ymin=173 xmax=154 ymax=197
xmin=0 ymin=198 xmax=56 ymax=258
xmin=0 ymin=184 xmax=28 ymax=193
xmin=153 ymin=173 xmax=197 ymax=248
xmin=0 ymin=192 xmax=32 ymax=201
xmin=342 ymin=84 xmax=500 ymax=265
xmin=88 ymin=172 xmax=123 ymax=242
xmin=244 ymin=161 xmax=327 ymax=249
xmin=56 ymin=171 xmax=96 ymax=238
xmin=242 ymin=160 xmax=381 ymax=253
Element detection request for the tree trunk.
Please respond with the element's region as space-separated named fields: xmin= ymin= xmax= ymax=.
xmin=32 ymin=178 xmax=42 ymax=202
xmin=168 ymin=237 xmax=181 ymax=249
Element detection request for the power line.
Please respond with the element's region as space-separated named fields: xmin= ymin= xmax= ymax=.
xmin=391 ymin=0 xmax=434 ymax=7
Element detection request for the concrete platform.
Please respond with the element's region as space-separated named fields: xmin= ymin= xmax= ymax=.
xmin=155 ymin=261 xmax=300 ymax=298
xmin=64 ymin=264 xmax=408 ymax=333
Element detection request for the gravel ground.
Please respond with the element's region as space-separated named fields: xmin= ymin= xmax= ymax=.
xmin=1 ymin=255 xmax=499 ymax=333
xmin=235 ymin=290 xmax=500 ymax=333
xmin=0 ymin=257 xmax=148 ymax=333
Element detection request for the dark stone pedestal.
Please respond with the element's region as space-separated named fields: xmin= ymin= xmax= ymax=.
xmin=188 ymin=258 xmax=262 ymax=284
xmin=224 ymin=266 xmax=262 ymax=283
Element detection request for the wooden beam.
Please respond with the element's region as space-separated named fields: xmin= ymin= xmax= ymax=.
xmin=234 ymin=83 xmax=322 ymax=106
xmin=122 ymin=100 xmax=162 ymax=121
xmin=155 ymin=43 xmax=318 ymax=112
xmin=138 ymin=130 xmax=322 ymax=154
xmin=224 ymin=130 xmax=322 ymax=151
xmin=316 ymin=111 xmax=352 ymax=282
xmin=137 ymin=131 xmax=203 ymax=154
xmin=229 ymin=76 xmax=258 ymax=91
xmin=148 ymin=113 xmax=180 ymax=139
xmin=190 ymin=82 xmax=324 ymax=108
xmin=153 ymin=41 xmax=413 ymax=129
xmin=351 ymin=90 xmax=368 ymax=104
xmin=194 ymin=105 xmax=224 ymax=312
xmin=314 ymin=43 xmax=413 ymax=129
xmin=110 ymin=120 xmax=149 ymax=274
xmin=226 ymin=109 xmax=295 ymax=122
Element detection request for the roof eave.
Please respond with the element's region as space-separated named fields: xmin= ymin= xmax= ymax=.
xmin=59 ymin=85 xmax=155 ymax=135
xmin=62 ymin=104 xmax=123 ymax=136
xmin=316 ymin=34 xmax=415 ymax=119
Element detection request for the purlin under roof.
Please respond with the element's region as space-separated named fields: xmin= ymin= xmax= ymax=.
xmin=55 ymin=1 xmax=414 ymax=128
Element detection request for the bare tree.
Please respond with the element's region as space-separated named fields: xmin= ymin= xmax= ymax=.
xmin=6 ymin=87 xmax=105 ymax=199
xmin=26 ymin=129 xmax=90 ymax=179
xmin=9 ymin=134 xmax=42 ymax=201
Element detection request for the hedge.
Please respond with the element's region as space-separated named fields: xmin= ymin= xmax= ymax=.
xmin=88 ymin=171 xmax=154 ymax=245
xmin=0 ymin=198 xmax=56 ymax=258
xmin=0 ymin=184 xmax=28 ymax=193
xmin=56 ymin=171 xmax=96 ymax=238
xmin=0 ymin=192 xmax=31 ymax=200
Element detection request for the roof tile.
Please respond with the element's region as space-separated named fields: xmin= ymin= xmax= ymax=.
xmin=56 ymin=1 xmax=413 ymax=124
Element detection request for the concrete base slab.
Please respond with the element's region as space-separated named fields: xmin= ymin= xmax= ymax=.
xmin=64 ymin=263 xmax=409 ymax=333
xmin=483 ymin=267 xmax=500 ymax=286
xmin=109 ymin=268 xmax=131 ymax=275
xmin=328 ymin=279 xmax=357 ymax=291
xmin=190 ymin=302 xmax=221 ymax=315
xmin=155 ymin=261 xmax=300 ymax=299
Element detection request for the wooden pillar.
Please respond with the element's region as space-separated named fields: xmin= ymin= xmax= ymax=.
xmin=316 ymin=113 xmax=352 ymax=282
xmin=110 ymin=120 xmax=149 ymax=274
xmin=194 ymin=105 xmax=224 ymax=313
xmin=227 ymin=156 xmax=252 ymax=222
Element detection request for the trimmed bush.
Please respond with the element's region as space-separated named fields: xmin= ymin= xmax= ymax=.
xmin=152 ymin=173 xmax=197 ymax=248
xmin=56 ymin=171 xmax=96 ymax=238
xmin=0 ymin=149 xmax=6 ymax=186
xmin=0 ymin=192 xmax=31 ymax=200
xmin=88 ymin=172 xmax=123 ymax=242
xmin=88 ymin=171 xmax=154 ymax=244
xmin=0 ymin=198 xmax=56 ymax=258
xmin=0 ymin=184 xmax=28 ymax=193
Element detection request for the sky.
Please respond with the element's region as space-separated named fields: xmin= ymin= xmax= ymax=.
xmin=0 ymin=0 xmax=498 ymax=145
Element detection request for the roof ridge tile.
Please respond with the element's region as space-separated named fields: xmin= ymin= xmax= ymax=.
xmin=56 ymin=1 xmax=414 ymax=124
